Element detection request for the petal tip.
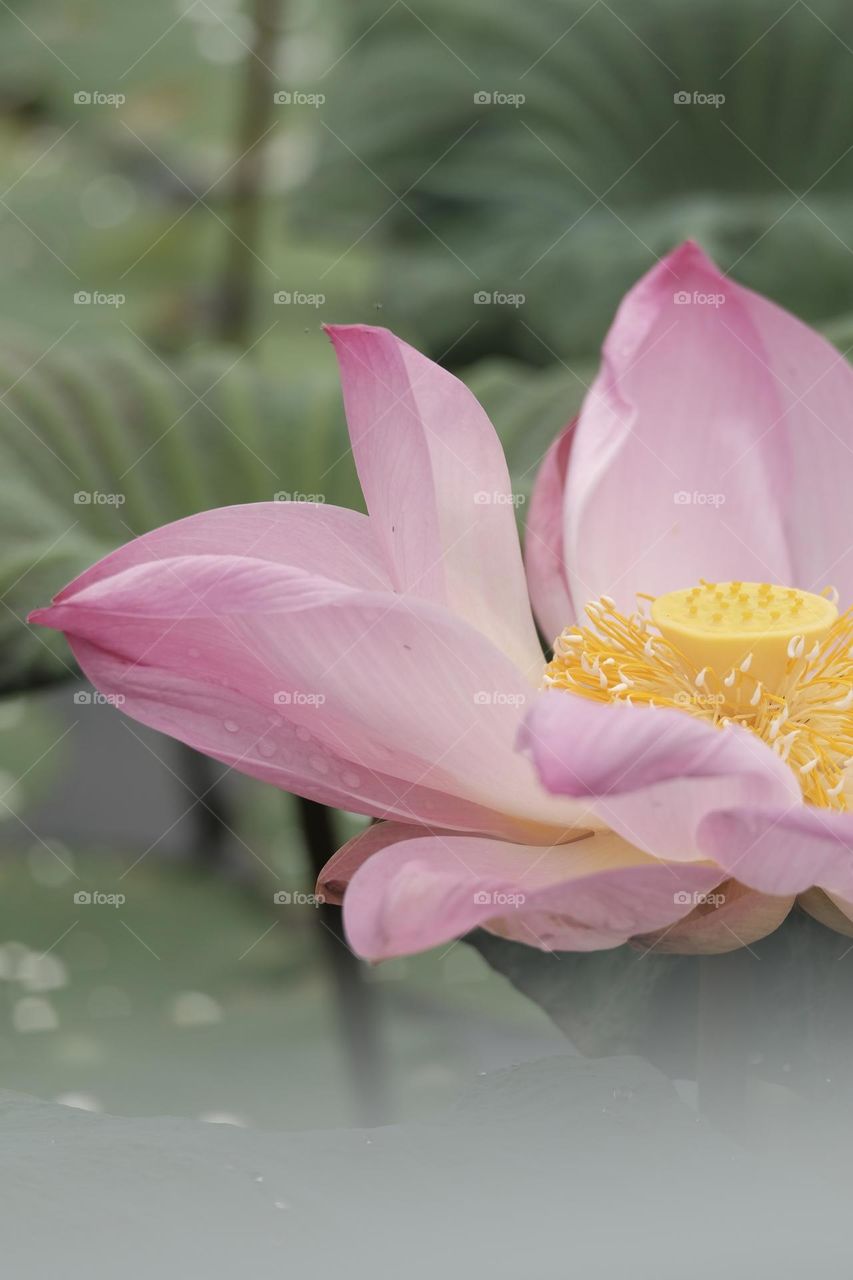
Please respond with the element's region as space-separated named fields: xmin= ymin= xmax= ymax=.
xmin=323 ymin=322 xmax=388 ymax=346
xmin=28 ymin=606 xmax=56 ymax=628
xmin=660 ymin=238 xmax=726 ymax=287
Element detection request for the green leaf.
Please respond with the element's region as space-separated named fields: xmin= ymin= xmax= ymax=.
xmin=295 ymin=0 xmax=853 ymax=359
xmin=0 ymin=334 xmax=363 ymax=690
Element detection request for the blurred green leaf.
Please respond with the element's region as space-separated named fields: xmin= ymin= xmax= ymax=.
xmin=296 ymin=0 xmax=853 ymax=359
xmin=0 ymin=333 xmax=365 ymax=688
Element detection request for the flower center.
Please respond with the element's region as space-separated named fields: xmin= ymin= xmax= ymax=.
xmin=652 ymin=581 xmax=837 ymax=693
xmin=545 ymin=581 xmax=853 ymax=810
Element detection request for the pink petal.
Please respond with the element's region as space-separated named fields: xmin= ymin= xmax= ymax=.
xmin=520 ymin=691 xmax=799 ymax=862
xmin=326 ymin=325 xmax=542 ymax=676
xmin=318 ymin=821 xmax=427 ymax=906
xmin=33 ymin=554 xmax=586 ymax=840
xmin=524 ymin=420 xmax=576 ymax=644
xmin=635 ymin=880 xmax=793 ymax=954
xmin=56 ymin=501 xmax=391 ymax=598
xmin=698 ymin=804 xmax=853 ymax=898
xmin=564 ymin=241 xmax=794 ymax=612
xmin=340 ymin=825 xmax=726 ymax=960
xmin=708 ymin=270 xmax=853 ymax=602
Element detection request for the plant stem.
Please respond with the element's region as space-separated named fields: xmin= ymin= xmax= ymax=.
xmin=178 ymin=744 xmax=232 ymax=870
xmin=210 ymin=1 xmax=391 ymax=1122
xmin=216 ymin=0 xmax=281 ymax=346
xmin=298 ymin=798 xmax=390 ymax=1125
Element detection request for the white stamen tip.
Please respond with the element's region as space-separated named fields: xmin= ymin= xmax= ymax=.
xmin=769 ymin=706 xmax=789 ymax=740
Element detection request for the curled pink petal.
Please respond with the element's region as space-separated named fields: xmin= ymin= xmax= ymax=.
xmin=341 ymin=826 xmax=726 ymax=960
xmin=327 ymin=324 xmax=542 ymax=676
xmin=698 ymin=804 xmax=853 ymax=898
xmin=318 ymin=821 xmax=428 ymax=906
xmin=520 ymin=691 xmax=799 ymax=862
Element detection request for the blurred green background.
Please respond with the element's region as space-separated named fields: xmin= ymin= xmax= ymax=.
xmin=2 ymin=0 xmax=853 ymax=1126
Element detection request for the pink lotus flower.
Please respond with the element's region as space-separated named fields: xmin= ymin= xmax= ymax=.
xmin=31 ymin=242 xmax=853 ymax=959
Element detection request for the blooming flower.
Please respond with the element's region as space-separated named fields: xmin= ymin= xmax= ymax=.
xmin=31 ymin=242 xmax=853 ymax=959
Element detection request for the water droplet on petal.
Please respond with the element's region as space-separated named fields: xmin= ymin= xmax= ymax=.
xmin=223 ymin=720 xmax=239 ymax=734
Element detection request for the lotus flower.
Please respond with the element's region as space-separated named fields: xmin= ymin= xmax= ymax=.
xmin=31 ymin=243 xmax=853 ymax=959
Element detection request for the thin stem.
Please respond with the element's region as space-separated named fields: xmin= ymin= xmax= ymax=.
xmin=215 ymin=0 xmax=280 ymax=346
xmin=185 ymin=0 xmax=282 ymax=869
xmin=178 ymin=744 xmax=233 ymax=870
xmin=298 ymin=798 xmax=390 ymax=1126
xmin=208 ymin=0 xmax=390 ymax=1121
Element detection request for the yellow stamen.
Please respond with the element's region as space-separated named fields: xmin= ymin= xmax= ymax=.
xmin=545 ymin=581 xmax=853 ymax=810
